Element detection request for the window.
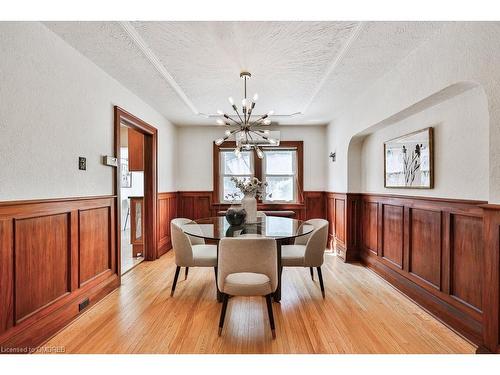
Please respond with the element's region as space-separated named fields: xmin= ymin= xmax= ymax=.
xmin=219 ymin=149 xmax=254 ymax=202
xmin=262 ymin=149 xmax=297 ymax=203
xmin=214 ymin=141 xmax=303 ymax=204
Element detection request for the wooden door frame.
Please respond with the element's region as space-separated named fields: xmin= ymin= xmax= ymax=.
xmin=114 ymin=106 xmax=158 ymax=270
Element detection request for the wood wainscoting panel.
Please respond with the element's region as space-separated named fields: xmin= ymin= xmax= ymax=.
xmin=303 ymin=191 xmax=326 ymax=220
xmin=79 ymin=207 xmax=111 ymax=286
xmin=177 ymin=191 xmax=326 ymax=229
xmin=451 ymin=214 xmax=483 ymax=311
xmin=362 ymin=201 xmax=378 ymax=255
xmin=326 ymin=192 xmax=360 ymax=261
xmin=0 ymin=220 xmax=14 ymax=334
xmin=334 ymin=198 xmax=346 ymax=245
xmin=326 ymin=194 xmax=335 ymax=248
xmin=480 ymin=205 xmax=500 ymax=353
xmin=157 ymin=192 xmax=177 ymax=256
xmin=409 ymin=208 xmax=442 ymax=289
xmin=14 ymin=214 xmax=70 ymax=322
xmin=177 ymin=192 xmax=213 ymax=220
xmin=381 ymin=204 xmax=404 ymax=268
xmin=0 ymin=196 xmax=119 ymax=350
xmin=357 ymin=193 xmax=489 ymax=347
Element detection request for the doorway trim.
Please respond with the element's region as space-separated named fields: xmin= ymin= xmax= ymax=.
xmin=114 ymin=106 xmax=158 ymax=272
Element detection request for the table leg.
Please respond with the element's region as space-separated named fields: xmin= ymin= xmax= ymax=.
xmin=273 ymin=240 xmax=282 ymax=302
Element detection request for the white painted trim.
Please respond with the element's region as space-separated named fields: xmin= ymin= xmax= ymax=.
xmin=119 ymin=21 xmax=200 ymax=115
xmin=301 ymin=21 xmax=366 ymax=115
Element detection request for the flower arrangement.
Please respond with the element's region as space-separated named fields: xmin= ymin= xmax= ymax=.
xmin=225 ymin=176 xmax=269 ymax=201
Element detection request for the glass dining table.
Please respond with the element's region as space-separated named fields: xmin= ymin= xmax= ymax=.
xmin=181 ymin=216 xmax=314 ymax=302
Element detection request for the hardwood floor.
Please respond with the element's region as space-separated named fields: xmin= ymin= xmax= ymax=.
xmin=43 ymin=251 xmax=475 ymax=354
xmin=120 ymin=229 xmax=144 ymax=275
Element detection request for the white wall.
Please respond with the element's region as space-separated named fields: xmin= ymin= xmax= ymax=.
xmin=359 ymin=87 xmax=489 ymax=200
xmin=326 ymin=22 xmax=500 ymax=203
xmin=0 ymin=22 xmax=177 ymax=201
xmin=176 ymin=125 xmax=327 ymax=192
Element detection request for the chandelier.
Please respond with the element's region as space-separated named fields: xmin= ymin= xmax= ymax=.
xmin=214 ymin=71 xmax=277 ymax=159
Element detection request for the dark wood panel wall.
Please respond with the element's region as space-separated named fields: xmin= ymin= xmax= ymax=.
xmin=0 ymin=196 xmax=119 ymax=350
xmin=157 ymin=192 xmax=177 ymax=257
xmin=326 ymin=193 xmax=361 ymax=262
xmin=174 ymin=191 xmax=326 ymax=222
xmin=324 ymin=192 xmax=500 ymax=353
xmin=358 ymin=194 xmax=487 ymax=346
xmin=481 ymin=205 xmax=500 ymax=353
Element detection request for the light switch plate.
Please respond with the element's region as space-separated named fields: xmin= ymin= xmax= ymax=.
xmin=79 ymin=157 xmax=86 ymax=170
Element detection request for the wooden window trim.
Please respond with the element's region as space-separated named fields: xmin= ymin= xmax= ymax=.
xmin=213 ymin=140 xmax=303 ymax=205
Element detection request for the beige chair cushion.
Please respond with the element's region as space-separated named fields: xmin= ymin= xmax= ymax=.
xmin=223 ymin=272 xmax=272 ymax=296
xmin=282 ymin=219 xmax=329 ymax=268
xmin=218 ymin=237 xmax=277 ymax=296
xmin=281 ymin=244 xmax=306 ymax=267
xmin=171 ymin=218 xmax=211 ymax=267
xmin=192 ymin=244 xmax=217 ymax=267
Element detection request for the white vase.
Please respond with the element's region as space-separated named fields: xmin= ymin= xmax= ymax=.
xmin=241 ymin=193 xmax=257 ymax=223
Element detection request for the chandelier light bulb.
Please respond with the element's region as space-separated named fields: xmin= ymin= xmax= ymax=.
xmin=263 ymin=119 xmax=272 ymax=125
xmin=216 ymin=118 xmax=225 ymax=126
xmin=241 ymin=98 xmax=248 ymax=108
xmin=256 ymin=147 xmax=264 ymax=159
xmin=215 ymin=138 xmax=225 ymax=146
xmin=252 ymin=93 xmax=259 ymax=102
xmin=263 ymin=130 xmax=270 ymax=135
xmin=244 ymin=143 xmax=251 ymax=150
xmin=268 ymin=138 xmax=277 ymax=145
xmin=224 ymin=130 xmax=232 ymax=136
xmin=234 ymin=148 xmax=241 ymax=158
xmin=228 ymin=97 xmax=234 ymax=105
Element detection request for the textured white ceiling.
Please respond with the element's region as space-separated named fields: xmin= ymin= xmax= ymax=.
xmin=43 ymin=21 xmax=444 ymax=126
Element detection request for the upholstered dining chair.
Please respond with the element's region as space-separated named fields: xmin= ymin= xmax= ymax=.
xmin=217 ymin=237 xmax=278 ymax=338
xmin=170 ymin=218 xmax=217 ymax=297
xmin=281 ymin=219 xmax=329 ymax=298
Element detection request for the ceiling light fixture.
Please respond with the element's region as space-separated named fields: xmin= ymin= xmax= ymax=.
xmin=214 ymin=72 xmax=276 ymax=159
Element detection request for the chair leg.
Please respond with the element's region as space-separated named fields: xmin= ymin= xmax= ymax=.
xmin=218 ymin=293 xmax=229 ymax=336
xmin=317 ymin=266 xmax=325 ymax=299
xmin=170 ymin=266 xmax=181 ymax=297
xmin=214 ymin=266 xmax=218 ymax=289
xmin=265 ymin=294 xmax=276 ymax=339
xmin=309 ymin=267 xmax=314 ymax=281
xmin=184 ymin=267 xmax=189 ymax=280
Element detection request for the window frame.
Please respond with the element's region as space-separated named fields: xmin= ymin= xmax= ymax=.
xmin=261 ymin=147 xmax=298 ymax=204
xmin=213 ymin=140 xmax=303 ymax=205
xmin=218 ymin=149 xmax=254 ymax=203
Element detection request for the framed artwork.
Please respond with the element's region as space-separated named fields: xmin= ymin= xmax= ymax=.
xmin=120 ymin=160 xmax=132 ymax=188
xmin=384 ymin=127 xmax=434 ymax=189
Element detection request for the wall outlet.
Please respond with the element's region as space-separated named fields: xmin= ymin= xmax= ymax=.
xmin=79 ymin=157 xmax=87 ymax=170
